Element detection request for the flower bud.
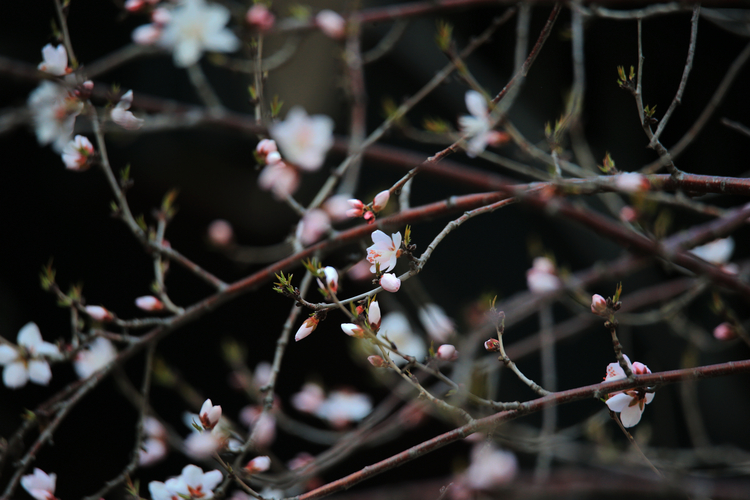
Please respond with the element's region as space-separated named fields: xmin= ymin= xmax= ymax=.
xmin=713 ymin=322 xmax=737 ymax=341
xmin=372 ymin=190 xmax=390 ymax=212
xmin=367 ymin=355 xmax=387 ymax=367
xmin=484 ymin=338 xmax=501 ymax=352
xmin=135 ymin=296 xmax=165 ymax=311
xmin=379 ymin=273 xmax=401 ymax=293
xmin=346 ymin=199 xmax=365 ymax=218
xmin=199 ymin=399 xmax=222 ymax=430
xmin=85 ymin=305 xmax=114 ymax=322
xmin=341 ymin=323 xmax=364 ymax=338
xmin=315 ymin=10 xmax=346 ymax=39
xmin=321 ymin=266 xmax=338 ymax=293
xmin=295 ymin=317 xmax=319 ymax=342
xmin=245 ymin=455 xmax=271 ymax=474
xmin=368 ymin=301 xmax=381 ymax=331
xmin=246 ymin=4 xmax=275 ymax=31
xmin=208 ymin=219 xmax=233 ymax=247
xmin=590 ymin=294 xmax=608 ymax=316
xmin=436 ymin=344 xmax=458 ymax=361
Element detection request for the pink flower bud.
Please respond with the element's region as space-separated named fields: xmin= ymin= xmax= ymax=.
xmin=246 ymin=4 xmax=275 ymax=31
xmin=368 ymin=301 xmax=381 ymax=331
xmin=256 ymin=138 xmax=278 ymax=155
xmin=631 ymin=362 xmax=651 ymax=375
xmin=320 ymin=266 xmax=338 ymax=293
xmin=619 ymin=205 xmax=638 ymax=223
xmin=484 ymin=338 xmax=501 ymax=352
xmin=346 ymin=199 xmax=365 ymax=218
xmin=487 ymin=130 xmax=511 ymax=147
xmin=372 ymin=190 xmax=390 ymax=212
xmin=316 ymin=10 xmax=346 ymax=39
xmin=208 ymin=219 xmax=233 ymax=247
xmin=85 ymin=305 xmax=114 ymax=322
xmin=367 ymin=355 xmax=387 ymax=367
xmin=436 ymin=344 xmax=458 ymax=361
xmin=341 ymin=323 xmax=364 ymax=338
xmin=713 ymin=322 xmax=737 ymax=341
xmin=364 ymin=211 xmax=376 ymax=224
xmin=135 ymin=296 xmax=164 ymax=311
xmin=379 ymin=273 xmax=401 ymax=293
xmin=245 ymin=455 xmax=271 ymax=474
xmin=295 ymin=317 xmax=319 ymax=342
xmin=590 ymin=294 xmax=608 ymax=316
xmin=199 ymin=399 xmax=222 ymax=430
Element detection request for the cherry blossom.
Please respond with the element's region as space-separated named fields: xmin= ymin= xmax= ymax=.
xmin=615 ymin=172 xmax=649 ymax=192
xmin=153 ymin=0 xmax=240 ymax=67
xmin=314 ymin=390 xmax=372 ymax=428
xmin=436 ymin=344 xmax=458 ymax=361
xmin=458 ymin=90 xmax=497 ymax=157
xmin=526 ymin=257 xmax=562 ymax=293
xmin=258 ymin=161 xmax=300 ymax=199
xmin=713 ymin=322 xmax=737 ymax=341
xmin=315 ymin=10 xmax=346 ymax=39
xmin=379 ymin=273 xmax=401 ymax=292
xmin=295 ymin=317 xmax=320 ymax=342
xmin=366 ymin=230 xmax=402 ymax=273
xmin=368 ymin=300 xmax=381 ymax=331
xmin=322 ymin=194 xmax=352 ymax=221
xmin=135 ymin=295 xmax=165 ymax=311
xmin=111 ymin=90 xmax=144 ymax=130
xmin=346 ymin=199 xmax=366 ymax=218
xmin=291 ymin=382 xmax=325 ymax=413
xmin=246 ymin=4 xmax=275 ymax=31
xmin=0 ymin=322 xmax=60 ymax=389
xmin=85 ymin=305 xmax=114 ymax=322
xmin=208 ymin=219 xmax=234 ymax=246
xmin=460 ymin=443 xmax=518 ymax=491
xmin=299 ymin=209 xmax=331 ymax=245
xmin=377 ymin=312 xmax=426 ymax=366
xmin=38 ymin=44 xmax=71 ymax=76
xmin=590 ymin=294 xmax=608 ymax=316
xmin=199 ymin=399 xmax=222 ymax=430
xmin=603 ymin=355 xmax=655 ymax=428
xmin=184 ymin=430 xmax=223 ymax=459
xmin=61 ymin=135 xmax=94 ymax=170
xmin=28 ymin=81 xmax=82 ymax=152
xmin=418 ymin=303 xmax=455 ymax=342
xmin=21 ymin=468 xmax=58 ymax=500
xmin=74 ymin=337 xmax=117 ymax=379
xmin=245 ymin=456 xmax=271 ymax=473
xmin=690 ymin=236 xmax=734 ymax=265
xmin=340 ymin=323 xmax=365 ymax=338
xmin=149 ymin=464 xmax=223 ymax=500
xmin=372 ymin=190 xmax=390 ymax=212
xmin=269 ymin=107 xmax=334 ymax=171
xmin=317 ymin=266 xmax=339 ymax=294
xmin=139 ymin=416 xmax=168 ymax=466
xmin=239 ymin=406 xmax=276 ymax=447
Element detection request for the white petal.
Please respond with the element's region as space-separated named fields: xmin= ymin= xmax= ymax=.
xmin=605 ymin=393 xmax=633 ymax=413
xmin=465 ymin=90 xmax=488 ymax=118
xmin=645 ymin=392 xmax=655 ymax=404
xmin=201 ymin=469 xmax=224 ymax=492
xmin=204 ymin=29 xmax=240 ymax=53
xmin=3 ymin=362 xmax=29 ymax=389
xmin=17 ymin=322 xmax=42 ymax=348
xmin=0 ymin=345 xmax=19 ymax=364
xmin=619 ymin=404 xmax=644 ymax=428
xmin=27 ymin=360 xmax=52 ymax=385
xmin=173 ymin=38 xmax=203 ymax=67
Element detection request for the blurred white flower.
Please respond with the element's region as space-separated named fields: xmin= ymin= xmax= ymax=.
xmin=291 ymin=382 xmax=325 ymax=413
xmin=315 ymin=390 xmax=372 ymax=428
xmin=462 ymin=444 xmax=518 ymax=491
xmin=270 ymin=107 xmax=334 ymax=171
xmin=61 ymin=135 xmax=94 ymax=170
xmin=38 ymin=44 xmax=70 ymax=76
xmin=690 ymin=236 xmax=735 ymax=264
xmin=322 ymin=194 xmax=352 ymax=222
xmin=299 ymin=209 xmax=331 ymax=245
xmin=418 ymin=304 xmax=455 ymax=342
xmin=0 ymin=322 xmax=60 ymax=389
xmin=74 ymin=337 xmax=117 ymax=379
xmin=139 ymin=416 xmax=168 ymax=467
xmin=21 ymin=468 xmax=57 ymax=500
xmin=149 ymin=464 xmax=223 ymax=500
xmin=28 ymin=81 xmax=82 ymax=152
xmin=615 ymin=172 xmax=648 ymax=192
xmin=378 ymin=312 xmax=426 ymax=366
xmin=526 ymin=257 xmax=562 ymax=293
xmin=111 ymin=90 xmax=144 ymax=130
xmin=458 ymin=90 xmax=492 ymax=157
xmin=436 ymin=344 xmax=458 ymax=361
xmin=85 ymin=305 xmax=114 ymax=322
xmin=135 ymin=295 xmax=165 ymax=311
xmin=315 ymin=10 xmax=346 ymax=39
xmin=184 ymin=431 xmax=223 ymax=459
xmin=208 ymin=219 xmax=233 ymax=246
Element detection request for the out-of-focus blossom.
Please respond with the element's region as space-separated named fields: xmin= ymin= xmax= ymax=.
xmin=74 ymin=337 xmax=117 ymax=379
xmin=372 ymin=190 xmax=390 ymax=212
xmin=346 ymin=199 xmax=366 ymax=218
xmin=526 ymin=257 xmax=562 ymax=293
xmin=484 ymin=338 xmax=501 ymax=352
xmin=135 ymin=295 xmax=165 ymax=311
xmin=436 ymin=344 xmax=458 ymax=361
xmin=299 ymin=209 xmax=331 ymax=245
xmin=295 ymin=317 xmax=319 ymax=342
xmin=208 ymin=219 xmax=233 ymax=247
xmin=713 ymin=322 xmax=737 ymax=341
xmin=322 ymin=194 xmax=352 ymax=222
xmin=379 ymin=273 xmax=401 ymax=293
xmin=199 ymin=399 xmax=222 ymax=430
xmin=317 ymin=266 xmax=339 ymax=294
xmin=367 ymin=355 xmax=387 ymax=367
xmin=253 ymin=361 xmax=272 ymax=388
xmin=246 ymin=4 xmax=275 ymax=31
xmin=368 ymin=301 xmax=381 ymax=330
xmin=460 ymin=444 xmax=518 ymax=491
xmin=603 ymin=354 xmax=655 ymax=428
xmin=378 ymin=312 xmax=426 ymax=366
xmin=314 ymin=390 xmax=372 ymax=428
xmin=38 ymin=44 xmax=71 ymax=76
xmin=316 ymin=10 xmax=346 ymax=39
xmin=458 ymin=90 xmax=495 ymax=157
xmin=21 ymin=468 xmax=57 ymax=500
xmin=287 ymin=452 xmax=315 ymax=471
xmin=185 ymin=431 xmax=223 ymax=459
xmin=125 ymin=0 xmax=160 ymax=12
xmin=418 ymin=303 xmax=454 ymax=342
xmin=0 ymin=322 xmax=60 ymax=389
xmin=258 ymin=161 xmax=300 ymax=199
xmin=591 ymin=294 xmax=608 ymax=316
xmin=690 ymin=237 xmax=735 ymax=265
xmin=341 ymin=323 xmax=365 ymax=338
xmin=620 ymin=205 xmax=638 ymax=223
xmin=240 ymin=407 xmax=276 ymax=448
xmin=615 ymin=172 xmax=649 ymax=192
xmin=366 ymin=230 xmax=402 ymax=273
xmin=244 ymin=456 xmax=271 ymax=474
xmin=111 ymin=90 xmax=144 ymax=130
xmin=347 ymin=260 xmax=372 ymax=281
xmin=256 ymin=138 xmax=278 ymax=157
xmin=154 ymin=0 xmax=240 ymax=67
xmin=139 ymin=416 xmax=168 ymax=466
xmin=61 ymin=135 xmax=94 ymax=170
xmin=269 ymin=107 xmax=334 ymax=171
xmin=149 ymin=464 xmax=223 ymax=500
xmin=85 ymin=305 xmax=114 ymax=322
xmin=291 ymin=382 xmax=325 ymax=413
xmin=28 ymin=81 xmax=82 ymax=152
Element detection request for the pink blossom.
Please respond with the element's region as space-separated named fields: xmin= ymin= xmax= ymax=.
xmin=21 ymin=468 xmax=57 ymax=500
xmin=418 ymin=303 xmax=454 ymax=342
xmin=341 ymin=323 xmax=365 ymax=338
xmin=111 ymin=90 xmax=144 ymax=130
xmin=240 ymin=407 xmax=276 ymax=448
xmin=74 ymin=337 xmax=117 ymax=379
xmin=372 ymin=190 xmax=390 ymax=212
xmin=379 ymin=273 xmax=401 ymax=293
xmin=315 ymin=10 xmax=346 ymax=39
xmin=317 ymin=266 xmax=338 ymax=293
xmin=139 ymin=416 xmax=168 ymax=466
xmin=591 ymin=294 xmax=608 ymax=316
xmin=347 ymin=260 xmax=372 ymax=281
xmin=199 ymin=399 xmax=222 ymax=430
xmin=258 ymin=161 xmax=300 ymax=199
xmin=61 ymin=135 xmax=94 ymax=170
xmin=713 ymin=322 xmax=737 ymax=341
xmin=246 ymin=4 xmax=275 ymax=31
xmin=604 ymin=355 xmax=655 ymax=427
xmin=615 ymin=172 xmax=649 ymax=192
xmin=135 ymin=295 xmax=165 ymax=311
xmin=149 ymin=464 xmax=223 ymax=500
xmin=245 ymin=456 xmax=271 ymax=474
xmin=253 ymin=361 xmax=272 ymax=388
xmin=368 ymin=300 xmax=381 ymax=330
xmin=620 ymin=205 xmax=638 ymax=222
xmin=462 ymin=444 xmax=518 ymax=490
xmin=0 ymin=323 xmax=60 ymax=389
xmin=366 ymin=230 xmax=402 ymax=273
xmin=132 ymin=23 xmax=163 ymax=45
xmin=315 ymin=390 xmax=372 ymax=428
xmin=38 ymin=44 xmax=70 ymax=76
xmin=85 ymin=305 xmax=114 ymax=322
xmin=526 ymin=257 xmax=562 ymax=293
xmin=299 ymin=209 xmax=331 ymax=245
xmin=322 ymin=194 xmax=352 ymax=221
xmin=295 ymin=317 xmax=319 ymax=342
xmin=269 ymin=107 xmax=334 ymax=171
xmin=292 ymin=383 xmax=326 ymax=414
xmin=207 ymin=219 xmax=233 ymax=247
xmin=346 ymin=198 xmax=366 ymax=218
xmin=436 ymin=344 xmax=458 ymax=361
xmin=184 ymin=431 xmax=222 ymax=459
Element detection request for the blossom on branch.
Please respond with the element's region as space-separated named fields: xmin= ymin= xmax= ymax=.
xmin=0 ymin=322 xmax=60 ymax=389
xmin=366 ymin=230 xmax=402 ymax=273
xmin=199 ymin=399 xmax=222 ymax=430
xmin=38 ymin=44 xmax=71 ymax=76
xmin=85 ymin=305 xmax=114 ymax=322
xmin=61 ymin=135 xmax=94 ymax=170
xmin=28 ymin=81 xmax=82 ymax=152
xmin=591 ymin=294 xmax=608 ymax=316
xmin=314 ymin=390 xmax=372 ymax=428
xmin=457 ymin=443 xmax=518 ymax=494
xmin=603 ymin=354 xmax=655 ymax=428
xmin=258 ymin=161 xmax=300 ymax=199
xmin=526 ymin=257 xmax=562 ymax=293
xmin=713 ymin=322 xmax=737 ymax=341
xmin=418 ymin=303 xmax=455 ymax=342
xmin=377 ymin=312 xmax=426 ymax=366
xmin=21 ymin=468 xmax=58 ymax=500
xmin=436 ymin=344 xmax=458 ymax=361
xmin=457 ymin=91 xmax=508 ymax=157
xmin=379 ymin=273 xmax=401 ymax=292
xmin=269 ymin=107 xmax=334 ymax=171
xmin=74 ymin=337 xmax=117 ymax=379
xmin=317 ymin=266 xmax=338 ymax=294
xmin=295 ymin=317 xmax=319 ymax=342
xmin=244 ymin=456 xmax=271 ymax=474
xmin=246 ymin=4 xmax=275 ymax=31
xmin=149 ymin=464 xmax=223 ymax=500
xmin=111 ymin=90 xmax=144 ymax=130
xmin=135 ymin=295 xmax=165 ymax=311
xmin=614 ymin=172 xmax=649 ymax=193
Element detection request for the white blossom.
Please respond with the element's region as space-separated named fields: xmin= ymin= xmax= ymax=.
xmin=21 ymin=468 xmax=57 ymax=500
xmin=690 ymin=237 xmax=735 ymax=265
xmin=366 ymin=230 xmax=402 ymax=273
xmin=28 ymin=81 xmax=82 ymax=152
xmin=418 ymin=303 xmax=455 ymax=342
xmin=269 ymin=107 xmax=334 ymax=171
xmin=458 ymin=90 xmax=493 ymax=157
xmin=314 ymin=390 xmax=372 ymax=428
xmin=245 ymin=456 xmax=271 ymax=473
xmin=111 ymin=90 xmax=144 ymax=130
xmin=61 ymin=135 xmax=94 ymax=170
xmin=379 ymin=273 xmax=401 ymax=292
xmin=603 ymin=355 xmax=655 ymax=428
xmin=462 ymin=444 xmax=518 ymax=490
xmin=315 ymin=10 xmax=346 ymax=39
xmin=526 ymin=257 xmax=562 ymax=293
xmin=0 ymin=322 xmax=60 ymax=389
xmin=38 ymin=44 xmax=70 ymax=76
xmin=378 ymin=312 xmax=426 ymax=366
xmin=74 ymin=337 xmax=117 ymax=379
xmin=149 ymin=464 xmax=223 ymax=500
xmin=258 ymin=161 xmax=300 ymax=199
